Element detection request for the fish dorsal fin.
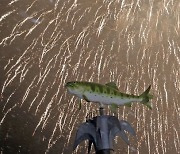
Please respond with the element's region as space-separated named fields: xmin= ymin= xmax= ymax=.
xmin=105 ymin=82 xmax=119 ymax=90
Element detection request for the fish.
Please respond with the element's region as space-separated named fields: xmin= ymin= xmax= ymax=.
xmin=65 ymin=81 xmax=153 ymax=111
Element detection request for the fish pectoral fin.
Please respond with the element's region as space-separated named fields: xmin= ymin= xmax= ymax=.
xmin=105 ymin=82 xmax=119 ymax=90
xmin=99 ymin=103 xmax=104 ymax=108
xmin=110 ymin=103 xmax=118 ymax=114
xmin=82 ymin=94 xmax=90 ymax=102
xmin=78 ymin=99 xmax=82 ymax=110
xmin=125 ymin=102 xmax=132 ymax=107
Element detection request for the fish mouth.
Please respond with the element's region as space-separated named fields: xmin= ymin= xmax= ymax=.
xmin=65 ymin=82 xmax=75 ymax=88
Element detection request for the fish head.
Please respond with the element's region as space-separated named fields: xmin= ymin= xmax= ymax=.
xmin=65 ymin=81 xmax=84 ymax=98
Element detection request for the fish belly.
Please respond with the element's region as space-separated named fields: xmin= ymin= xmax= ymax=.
xmin=84 ymin=92 xmax=141 ymax=105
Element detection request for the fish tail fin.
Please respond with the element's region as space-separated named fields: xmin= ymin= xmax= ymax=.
xmin=140 ymin=85 xmax=153 ymax=109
